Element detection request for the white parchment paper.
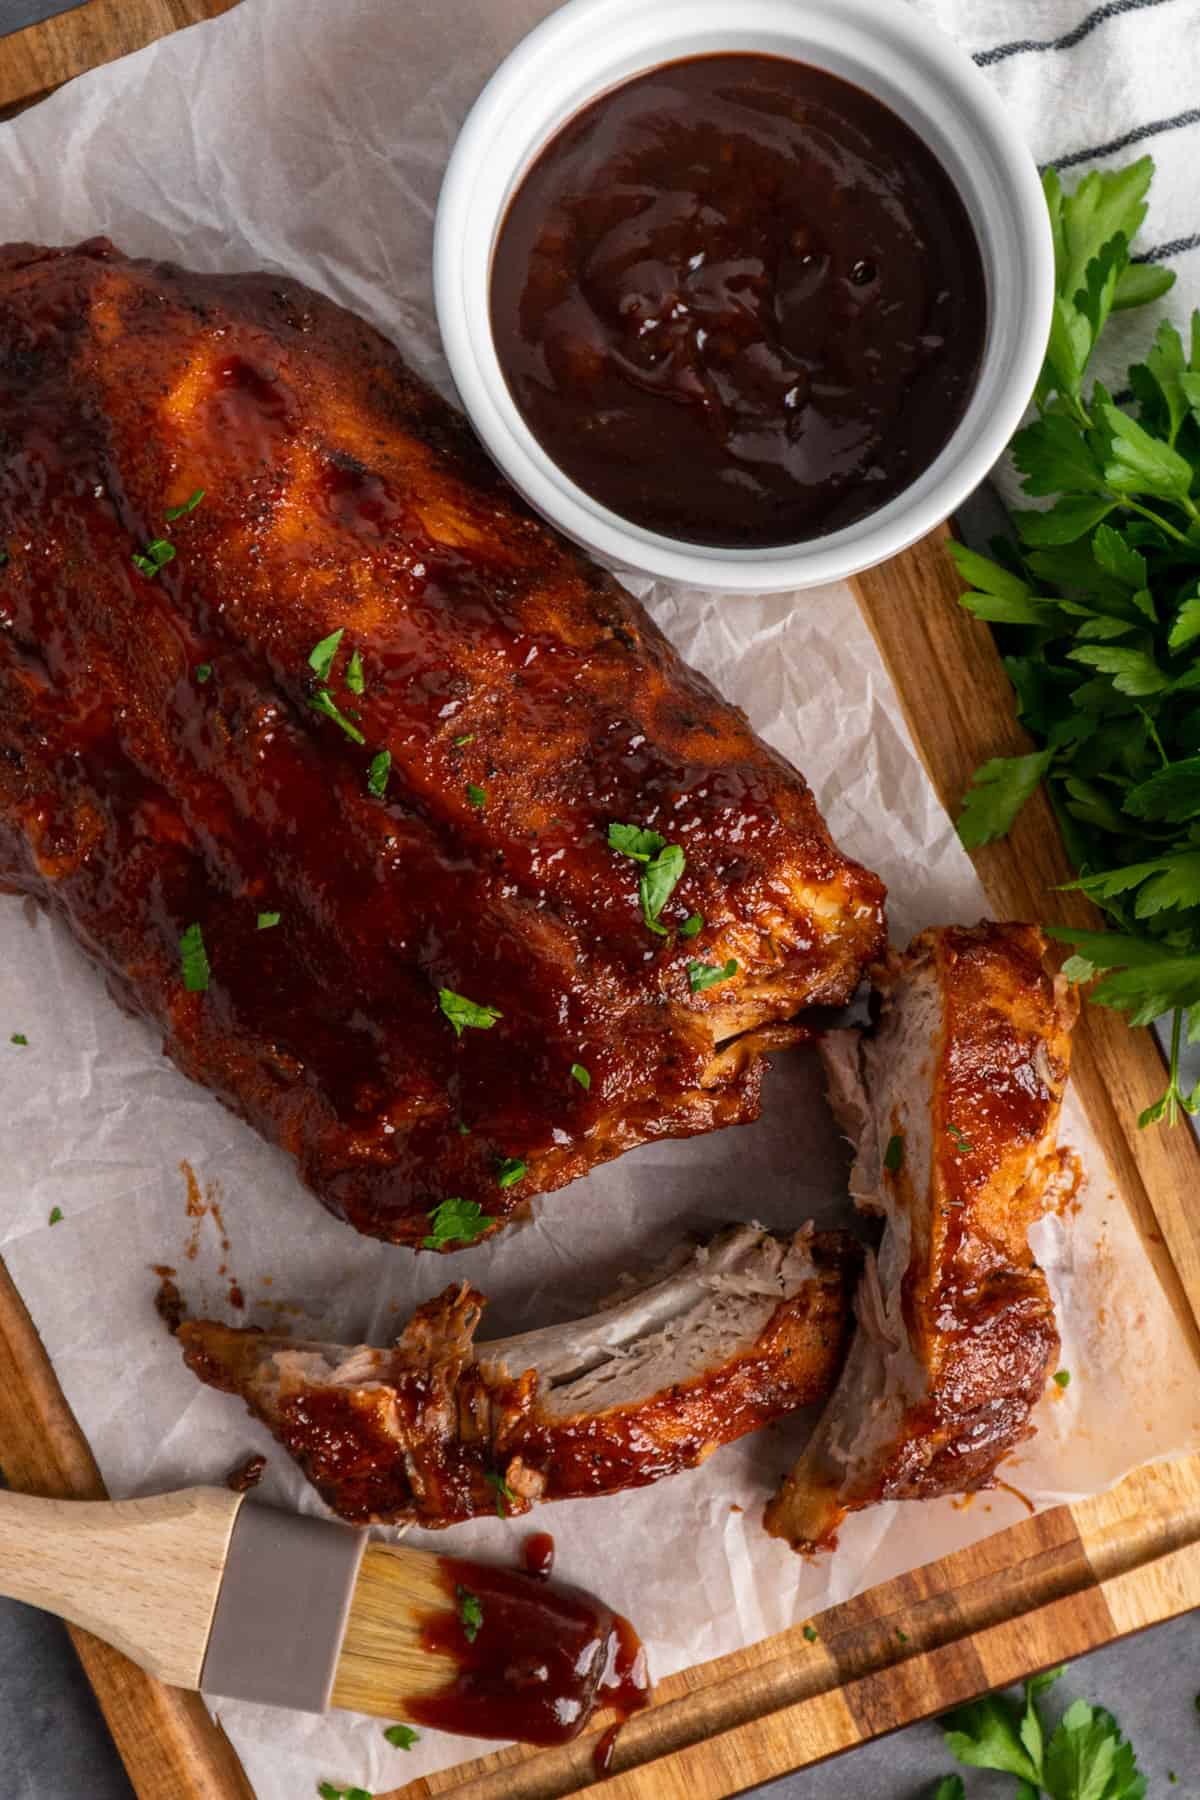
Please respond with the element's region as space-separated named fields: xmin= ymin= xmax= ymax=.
xmin=2 ymin=4 xmax=1198 ymax=1796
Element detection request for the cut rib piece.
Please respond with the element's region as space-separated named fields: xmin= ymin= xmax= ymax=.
xmin=0 ymin=240 xmax=886 ymax=1247
xmin=764 ymin=923 xmax=1075 ymax=1555
xmin=178 ymin=1224 xmax=860 ymax=1526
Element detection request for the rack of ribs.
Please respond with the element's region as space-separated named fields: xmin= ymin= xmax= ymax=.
xmin=764 ymin=924 xmax=1074 ymax=1554
xmin=178 ymin=1225 xmax=859 ymax=1525
xmin=0 ymin=240 xmax=885 ymax=1247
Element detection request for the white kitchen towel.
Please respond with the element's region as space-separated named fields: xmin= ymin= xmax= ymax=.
xmin=917 ymin=0 xmax=1200 ymax=382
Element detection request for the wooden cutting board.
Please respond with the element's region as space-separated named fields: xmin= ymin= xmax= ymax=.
xmin=2 ymin=8 xmax=1199 ymax=1798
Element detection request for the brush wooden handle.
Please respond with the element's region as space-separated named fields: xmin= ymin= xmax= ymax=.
xmin=0 ymin=1485 xmax=243 ymax=1686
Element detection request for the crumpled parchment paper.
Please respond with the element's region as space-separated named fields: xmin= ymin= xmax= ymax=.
xmin=2 ymin=4 xmax=1198 ymax=1795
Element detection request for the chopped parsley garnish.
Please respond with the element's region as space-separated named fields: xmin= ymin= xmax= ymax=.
xmin=179 ymin=922 xmax=210 ymax=993
xmin=383 ymin=1724 xmax=419 ymax=1751
xmin=688 ymin=957 xmax=738 ymax=993
xmin=455 ymin=1119 xmax=471 ymax=1135
xmin=422 ymin=1197 xmax=493 ymax=1250
xmin=896 ymin=1628 xmax=909 ymax=1644
xmin=608 ymin=822 xmax=686 ymax=934
xmin=316 ymin=1785 xmax=372 ymax=1800
xmin=48 ymin=1206 xmax=63 ymax=1225
xmin=132 ymin=538 xmax=176 ymax=579
xmin=570 ymin=1062 xmax=591 ymax=1090
xmin=194 ymin=663 xmax=213 ymax=684
xmin=802 ymin=1625 xmax=818 ymax=1643
xmin=456 ymin=1585 xmax=484 ymax=1644
xmin=496 ymin=1156 xmax=526 ymax=1189
xmin=946 ymin=1122 xmax=973 ymax=1156
xmin=308 ymin=628 xmax=345 ymax=681
xmin=346 ymin=648 xmax=365 ymax=695
xmin=10 ymin=1032 xmax=27 ymax=1046
xmin=439 ymin=988 xmax=502 ymax=1035
xmin=638 ymin=843 xmax=684 ymax=934
xmin=309 ymin=688 xmax=365 ymax=744
xmin=453 ymin=733 xmax=474 ymax=747
xmin=1053 ymin=1369 xmax=1071 ymax=1388
xmin=164 ymin=488 xmax=205 ymax=521
xmin=679 ymin=913 xmax=704 ymax=939
xmin=466 ymin=782 xmax=486 ymax=809
xmin=366 ymin=750 xmax=391 ymax=798
xmin=607 ymin=823 xmax=666 ymax=861
xmin=257 ymin=912 xmax=281 ymax=931
xmin=884 ymin=1134 xmax=904 ymax=1173
xmin=484 ymin=1469 xmax=518 ymax=1518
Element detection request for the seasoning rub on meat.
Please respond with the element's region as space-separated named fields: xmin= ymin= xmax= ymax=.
xmin=0 ymin=240 xmax=886 ymax=1247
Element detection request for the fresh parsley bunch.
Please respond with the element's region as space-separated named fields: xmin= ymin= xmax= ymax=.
xmin=931 ymin=1664 xmax=1146 ymax=1800
xmin=953 ymin=155 xmax=1200 ymax=1128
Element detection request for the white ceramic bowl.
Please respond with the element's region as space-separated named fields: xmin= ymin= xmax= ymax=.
xmin=434 ymin=0 xmax=1052 ymax=593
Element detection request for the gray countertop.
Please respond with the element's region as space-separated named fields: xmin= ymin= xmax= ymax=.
xmin=2 ymin=1597 xmax=1196 ymax=1798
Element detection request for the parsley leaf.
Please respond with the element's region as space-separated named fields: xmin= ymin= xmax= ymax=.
xmin=928 ymin=1781 xmax=966 ymax=1800
xmin=484 ymin=1469 xmax=518 ymax=1517
xmin=366 ymin=750 xmax=391 ymax=798
xmin=570 ymin=1061 xmax=591 ymax=1089
xmin=179 ymin=923 xmax=210 ymax=993
xmin=10 ymin=1032 xmax=27 ymax=1047
xmin=194 ymin=663 xmax=213 ymax=684
xmin=688 ymin=957 xmax=738 ymax=993
xmin=679 ymin=912 xmax=704 ymax=938
xmin=48 ymin=1206 xmax=63 ymax=1225
xmin=946 ymin=1122 xmax=973 ymax=1155
xmin=608 ymin=823 xmax=687 ymax=934
xmin=456 ymin=1584 xmax=483 ymax=1643
xmin=132 ymin=538 xmax=176 ymax=579
xmin=1054 ymin=1369 xmax=1071 ymax=1388
xmin=883 ymin=1133 xmax=903 ymax=1172
xmin=346 ymin=648 xmax=365 ymax=695
xmin=802 ymin=1625 xmax=819 ymax=1643
xmin=439 ymin=988 xmax=502 ymax=1035
xmin=957 ymin=751 xmax=1053 ymax=849
xmin=383 ymin=1724 xmax=418 ymax=1751
xmin=453 ymin=733 xmax=474 ymax=747
xmin=422 ymin=1198 xmax=493 ymax=1250
xmin=308 ymin=628 xmax=345 ymax=681
xmin=639 ymin=842 xmax=684 ymax=934
xmin=496 ymin=1156 xmax=526 ymax=1189
xmin=164 ymin=488 xmax=205 ymax=521
xmin=309 ymin=688 xmax=365 ymax=744
xmin=466 ymin=782 xmax=486 ymax=809
xmin=607 ymin=823 xmax=667 ymax=861
xmin=317 ymin=1785 xmax=372 ymax=1800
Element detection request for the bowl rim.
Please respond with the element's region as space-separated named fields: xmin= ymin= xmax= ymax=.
xmin=434 ymin=0 xmax=1054 ymax=594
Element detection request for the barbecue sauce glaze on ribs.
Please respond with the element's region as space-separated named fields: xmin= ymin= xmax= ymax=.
xmin=0 ymin=240 xmax=885 ymax=1245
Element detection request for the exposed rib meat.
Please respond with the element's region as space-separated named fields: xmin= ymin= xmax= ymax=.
xmin=764 ymin=923 xmax=1074 ymax=1554
xmin=0 ymin=240 xmax=885 ymax=1248
xmin=178 ymin=1225 xmax=859 ymax=1525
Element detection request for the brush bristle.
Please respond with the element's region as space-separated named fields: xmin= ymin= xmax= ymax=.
xmin=331 ymin=1543 xmax=459 ymax=1717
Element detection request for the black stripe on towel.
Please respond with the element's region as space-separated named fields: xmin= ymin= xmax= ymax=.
xmin=1132 ymin=233 xmax=1200 ymax=264
xmin=1049 ymin=107 xmax=1200 ymax=172
xmin=974 ymin=0 xmax=1176 ymax=68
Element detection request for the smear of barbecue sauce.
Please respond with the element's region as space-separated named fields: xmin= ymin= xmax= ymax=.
xmin=406 ymin=1554 xmax=649 ymax=1747
xmin=522 ymin=1531 xmax=555 ymax=1579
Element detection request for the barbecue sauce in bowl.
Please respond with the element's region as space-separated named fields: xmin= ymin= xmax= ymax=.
xmin=490 ymin=55 xmax=987 ymax=549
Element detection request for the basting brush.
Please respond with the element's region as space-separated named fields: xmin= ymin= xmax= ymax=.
xmin=0 ymin=1486 xmax=649 ymax=1744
